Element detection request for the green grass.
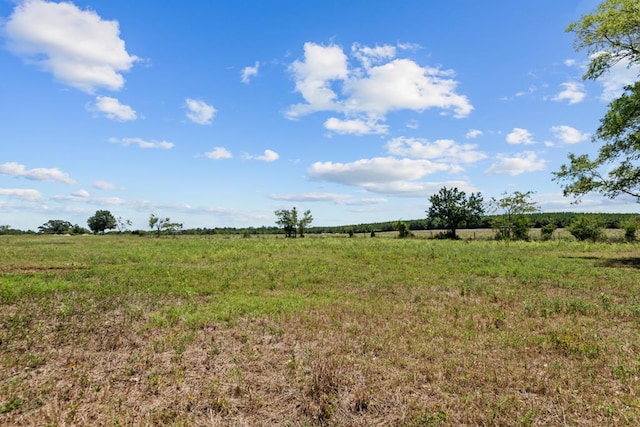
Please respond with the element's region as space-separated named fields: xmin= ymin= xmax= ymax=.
xmin=1 ymin=234 xmax=640 ymax=425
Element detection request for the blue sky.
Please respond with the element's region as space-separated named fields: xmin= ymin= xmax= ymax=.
xmin=1 ymin=0 xmax=639 ymax=231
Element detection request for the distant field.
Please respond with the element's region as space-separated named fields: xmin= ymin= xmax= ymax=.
xmin=1 ymin=235 xmax=639 ymax=426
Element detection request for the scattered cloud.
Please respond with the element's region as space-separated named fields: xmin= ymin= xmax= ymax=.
xmin=255 ymin=149 xmax=279 ymax=162
xmin=241 ymin=61 xmax=259 ymax=83
xmin=185 ymin=98 xmax=216 ymax=125
xmin=92 ymin=96 xmax=137 ymax=121
xmin=0 ymin=162 xmax=76 ymax=184
xmin=286 ymin=42 xmax=473 ymax=127
xmin=243 ymin=149 xmax=280 ymax=162
xmin=204 ymin=147 xmax=233 ymax=160
xmin=93 ymin=180 xmax=116 ymax=190
xmin=597 ymin=57 xmax=640 ymax=102
xmin=551 ymin=125 xmax=590 ymax=144
xmin=109 ymin=137 xmax=174 ymax=149
xmin=268 ymin=192 xmax=386 ymax=205
xmin=506 ymin=128 xmax=535 ymax=145
xmin=485 ymin=151 xmax=547 ymax=176
xmin=0 ymin=188 xmax=43 ymax=201
xmin=466 ymin=129 xmax=483 ymax=139
xmin=3 ymin=0 xmax=139 ymax=93
xmin=552 ymin=82 xmax=587 ymax=105
xmin=386 ymin=137 xmax=486 ymax=164
xmin=308 ymin=157 xmax=456 ymax=197
xmin=324 ymin=117 xmax=388 ymax=135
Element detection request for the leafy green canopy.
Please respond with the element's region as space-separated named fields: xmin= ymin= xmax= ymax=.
xmin=426 ymin=187 xmax=484 ymax=239
xmin=554 ymin=0 xmax=640 ymax=201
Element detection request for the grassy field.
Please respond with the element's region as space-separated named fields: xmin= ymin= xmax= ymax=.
xmin=1 ymin=234 xmax=639 ymax=426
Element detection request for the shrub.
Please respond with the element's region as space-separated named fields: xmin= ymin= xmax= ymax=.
xmin=567 ymin=215 xmax=605 ymax=242
xmin=620 ymin=218 xmax=639 ymax=242
xmin=540 ymin=224 xmax=557 ymax=241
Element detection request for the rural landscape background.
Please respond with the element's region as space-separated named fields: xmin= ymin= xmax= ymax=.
xmin=3 ymin=0 xmax=640 ymax=425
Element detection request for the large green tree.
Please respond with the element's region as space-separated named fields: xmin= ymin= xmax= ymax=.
xmin=426 ymin=187 xmax=484 ymax=239
xmin=87 ymin=210 xmax=117 ymax=234
xmin=554 ymin=0 xmax=640 ymax=201
xmin=38 ymin=219 xmax=73 ymax=234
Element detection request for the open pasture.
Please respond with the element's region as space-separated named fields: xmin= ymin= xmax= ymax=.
xmin=1 ymin=234 xmax=639 ymax=426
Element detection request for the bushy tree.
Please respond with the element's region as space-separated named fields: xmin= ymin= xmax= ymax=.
xmin=394 ymin=220 xmax=412 ymax=238
xmin=554 ymin=0 xmax=640 ymax=202
xmin=621 ymin=217 xmax=640 ymax=242
xmin=567 ymin=215 xmax=605 ymax=242
xmin=87 ymin=210 xmax=117 ymax=234
xmin=38 ymin=219 xmax=72 ymax=234
xmin=426 ymin=187 xmax=484 ymax=239
xmin=274 ymin=207 xmax=313 ymax=238
xmin=491 ymin=191 xmax=539 ymax=241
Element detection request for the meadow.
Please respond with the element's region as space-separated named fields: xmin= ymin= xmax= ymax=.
xmin=1 ymin=234 xmax=639 ymax=426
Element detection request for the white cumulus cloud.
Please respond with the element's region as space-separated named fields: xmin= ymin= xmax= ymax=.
xmin=109 ymin=137 xmax=174 ymax=149
xmin=0 ymin=161 xmax=76 ymax=184
xmin=386 ymin=137 xmax=486 ymax=164
xmin=285 ymin=42 xmax=472 ymax=127
xmin=204 ymin=147 xmax=233 ymax=160
xmin=256 ymin=149 xmax=279 ymax=162
xmin=486 ymin=152 xmax=547 ymax=176
xmin=185 ymin=98 xmax=216 ymax=125
xmin=506 ymin=128 xmax=535 ymax=145
xmin=3 ymin=0 xmax=139 ymax=93
xmin=92 ymin=96 xmax=137 ymax=121
xmin=552 ymin=82 xmax=587 ymax=105
xmin=551 ymin=125 xmax=590 ymax=144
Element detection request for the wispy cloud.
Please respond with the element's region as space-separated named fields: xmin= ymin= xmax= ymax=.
xmin=0 ymin=162 xmax=76 ymax=184
xmin=109 ymin=137 xmax=174 ymax=149
xmin=241 ymin=61 xmax=260 ymax=83
xmin=486 ymin=151 xmax=546 ymax=176
xmin=204 ymin=147 xmax=233 ymax=160
xmin=0 ymin=188 xmax=43 ymax=201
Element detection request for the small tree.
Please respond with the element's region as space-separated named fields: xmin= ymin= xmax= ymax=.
xmin=426 ymin=187 xmax=484 ymax=239
xmin=162 ymin=221 xmax=183 ymax=237
xmin=116 ymin=216 xmax=132 ymax=233
xmin=275 ymin=208 xmax=296 ymax=237
xmin=567 ymin=215 xmax=605 ymax=242
xmin=491 ymin=191 xmax=539 ymax=241
xmin=87 ymin=210 xmax=117 ymax=234
xmin=275 ymin=207 xmax=313 ymax=238
xmin=394 ymin=220 xmax=412 ymax=238
xmin=298 ymin=209 xmax=313 ymax=237
xmin=149 ymin=214 xmax=170 ymax=237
